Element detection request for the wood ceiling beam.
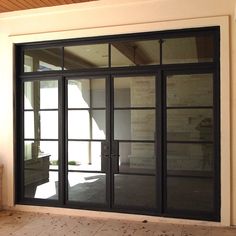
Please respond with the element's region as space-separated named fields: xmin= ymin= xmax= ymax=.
xmin=111 ymin=42 xmax=150 ymax=65
xmin=26 ymin=48 xmax=95 ymax=70
xmin=64 ymin=50 xmax=95 ymax=69
xmin=26 ymin=49 xmax=62 ymax=69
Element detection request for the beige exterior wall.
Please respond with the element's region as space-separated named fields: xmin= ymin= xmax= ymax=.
xmin=0 ymin=0 xmax=235 ymax=226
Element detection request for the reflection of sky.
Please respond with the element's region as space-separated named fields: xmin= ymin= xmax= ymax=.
xmin=34 ymin=172 xmax=58 ymax=199
xmin=68 ymin=83 xmax=89 ymax=108
xmin=25 ymin=82 xmax=105 ymax=199
xmin=34 ymin=172 xmax=100 ymax=199
xmin=68 ymin=172 xmax=100 ymax=187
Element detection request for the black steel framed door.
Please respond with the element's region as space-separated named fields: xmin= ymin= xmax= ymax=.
xmin=65 ymin=74 xmax=159 ymax=213
xmin=19 ymin=70 xmax=219 ymax=220
xmin=66 ymin=76 xmax=110 ymax=207
xmin=111 ymin=74 xmax=158 ymax=212
xmin=162 ymin=69 xmax=220 ymax=220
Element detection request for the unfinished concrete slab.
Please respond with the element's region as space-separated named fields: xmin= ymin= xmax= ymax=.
xmin=0 ymin=210 xmax=235 ymax=236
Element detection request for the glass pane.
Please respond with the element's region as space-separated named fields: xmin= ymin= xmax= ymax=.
xmin=68 ymin=110 xmax=106 ymax=140
xmin=68 ymin=172 xmax=106 ymax=204
xmin=111 ymin=40 xmax=160 ymax=67
xmin=68 ymin=79 xmax=105 ymax=108
xmin=167 ymin=143 xmax=213 ymax=172
xmin=114 ymin=76 xmax=155 ymax=108
xmin=24 ymin=111 xmax=35 ymax=139
xmin=167 ymin=109 xmax=213 ymax=141
xmin=24 ymin=111 xmax=58 ymax=139
xmin=68 ymin=141 xmax=102 ymax=171
xmin=40 ymin=111 xmax=58 ymax=139
xmin=24 ymin=80 xmax=58 ymax=110
xmin=64 ymin=44 xmax=108 ymax=70
xmin=119 ymin=142 xmax=155 ymax=174
xmin=40 ymin=81 xmax=58 ymax=109
xmin=167 ymin=74 xmax=213 ymax=107
xmin=163 ymin=35 xmax=214 ymax=64
xmin=167 ymin=177 xmax=214 ymax=212
xmin=24 ymin=48 xmax=62 ymax=72
xmin=24 ymin=141 xmax=58 ymax=200
xmin=114 ymin=174 xmax=155 ymax=208
xmin=114 ymin=109 xmax=155 ymax=140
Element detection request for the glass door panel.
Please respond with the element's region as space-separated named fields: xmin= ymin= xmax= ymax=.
xmin=165 ymin=73 xmax=215 ymax=213
xmin=67 ymin=77 xmax=107 ymax=205
xmin=113 ymin=75 xmax=157 ymax=209
xmin=23 ymin=80 xmax=59 ymax=200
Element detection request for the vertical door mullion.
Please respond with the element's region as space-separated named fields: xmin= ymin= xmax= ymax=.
xmin=64 ymin=78 xmax=69 ymax=204
xmin=106 ymin=74 xmax=112 ymax=208
xmin=107 ymin=43 xmax=113 ymax=208
xmin=110 ymin=75 xmax=115 ymax=208
xmin=18 ymin=79 xmax=25 ymax=201
xmin=213 ymin=68 xmax=221 ymax=220
xmin=162 ymin=71 xmax=168 ymax=214
xmin=58 ymin=76 xmax=66 ymax=205
xmin=156 ymin=70 xmax=163 ymax=213
xmin=17 ymin=46 xmax=25 ymax=202
xmin=214 ymin=30 xmax=221 ymax=220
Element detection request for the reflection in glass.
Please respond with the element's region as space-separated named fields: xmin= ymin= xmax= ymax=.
xmin=24 ymin=111 xmax=58 ymax=139
xmin=40 ymin=81 xmax=58 ymax=109
xmin=64 ymin=44 xmax=108 ymax=70
xmin=68 ymin=172 xmax=106 ymax=204
xmin=167 ymin=143 xmax=213 ymax=172
xmin=167 ymin=109 xmax=213 ymax=141
xmin=68 ymin=110 xmax=106 ymax=140
xmin=111 ymin=40 xmax=160 ymax=67
xmin=167 ymin=177 xmax=214 ymax=212
xmin=114 ymin=174 xmax=155 ymax=207
xmin=114 ymin=76 xmax=155 ymax=108
xmin=24 ymin=80 xmax=58 ymax=110
xmin=119 ymin=142 xmax=155 ymax=174
xmin=68 ymin=79 xmax=105 ymax=108
xmin=114 ymin=110 xmax=155 ymax=140
xmin=40 ymin=111 xmax=58 ymax=139
xmin=24 ymin=141 xmax=58 ymax=200
xmin=163 ymin=35 xmax=214 ymax=64
xmin=24 ymin=111 xmax=35 ymax=139
xmin=167 ymin=74 xmax=213 ymax=107
xmin=24 ymin=48 xmax=62 ymax=72
xmin=68 ymin=141 xmax=102 ymax=171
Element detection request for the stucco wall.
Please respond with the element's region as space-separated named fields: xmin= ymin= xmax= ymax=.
xmin=0 ymin=0 xmax=234 ymax=226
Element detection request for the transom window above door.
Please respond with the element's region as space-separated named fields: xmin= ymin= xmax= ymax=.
xmin=23 ymin=32 xmax=216 ymax=73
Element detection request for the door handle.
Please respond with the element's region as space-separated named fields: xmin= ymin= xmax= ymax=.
xmin=101 ymin=141 xmax=109 ymax=172
xmin=112 ymin=141 xmax=119 ymax=174
xmin=101 ymin=141 xmax=119 ymax=173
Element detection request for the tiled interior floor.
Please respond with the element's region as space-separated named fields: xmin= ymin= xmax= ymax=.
xmin=0 ymin=210 xmax=236 ymax=236
xmin=26 ymin=172 xmax=213 ymax=212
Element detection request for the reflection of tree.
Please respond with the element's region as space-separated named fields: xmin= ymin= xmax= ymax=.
xmin=196 ymin=118 xmax=212 ymax=170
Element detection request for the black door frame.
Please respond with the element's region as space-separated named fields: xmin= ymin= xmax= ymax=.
xmin=15 ymin=26 xmax=220 ymax=221
xmin=109 ymin=73 xmax=160 ymax=214
xmin=63 ymin=72 xmax=161 ymax=215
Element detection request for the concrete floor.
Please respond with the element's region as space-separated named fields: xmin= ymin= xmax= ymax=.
xmin=0 ymin=210 xmax=236 ymax=236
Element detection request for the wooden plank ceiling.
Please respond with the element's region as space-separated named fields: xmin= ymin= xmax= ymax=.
xmin=0 ymin=0 xmax=95 ymax=13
